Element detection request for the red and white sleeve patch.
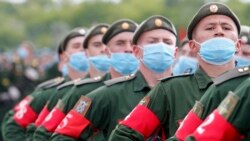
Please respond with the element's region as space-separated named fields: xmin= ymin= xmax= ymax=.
xmin=35 ymin=105 xmax=49 ymax=127
xmin=120 ymin=105 xmax=160 ymax=139
xmin=55 ymin=110 xmax=90 ymax=138
xmin=192 ymin=109 xmax=243 ymax=141
xmin=175 ymin=110 xmax=203 ymax=141
xmin=13 ymin=103 xmax=37 ymax=128
xmin=41 ymin=107 xmax=65 ymax=132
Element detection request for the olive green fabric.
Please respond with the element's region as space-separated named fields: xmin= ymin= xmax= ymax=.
xmin=50 ymin=71 xmax=150 ymax=141
xmin=109 ymin=68 xmax=213 ymax=140
xmin=185 ymin=78 xmax=250 ymax=141
xmin=2 ymin=88 xmax=44 ymax=141
xmin=102 ymin=19 xmax=138 ymax=45
xmin=167 ymin=66 xmax=250 ymax=141
xmin=83 ymin=24 xmax=109 ymax=49
xmin=3 ymin=77 xmax=66 ymax=141
xmin=199 ymin=73 xmax=249 ymax=121
xmin=132 ymin=15 xmax=177 ymax=44
xmin=187 ymin=2 xmax=240 ymax=40
xmin=33 ymin=73 xmax=110 ymax=141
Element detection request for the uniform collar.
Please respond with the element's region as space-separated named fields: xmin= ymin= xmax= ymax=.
xmin=133 ymin=71 xmax=150 ymax=92
xmin=194 ymin=67 xmax=213 ymax=89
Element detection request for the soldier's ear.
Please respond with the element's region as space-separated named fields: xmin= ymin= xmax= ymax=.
xmin=104 ymin=47 xmax=111 ymax=57
xmin=133 ymin=45 xmax=140 ymax=59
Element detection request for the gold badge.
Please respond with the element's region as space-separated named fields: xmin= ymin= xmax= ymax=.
xmin=78 ymin=29 xmax=85 ymax=35
xmin=100 ymin=27 xmax=108 ymax=34
xmin=155 ymin=18 xmax=163 ymax=27
xmin=121 ymin=22 xmax=129 ymax=29
xmin=209 ymin=4 xmax=218 ymax=13
xmin=73 ymin=96 xmax=92 ymax=116
xmin=241 ymin=35 xmax=248 ymax=44
xmin=217 ymin=91 xmax=239 ymax=120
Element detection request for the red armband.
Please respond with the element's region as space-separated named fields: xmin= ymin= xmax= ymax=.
xmin=35 ymin=106 xmax=49 ymax=127
xmin=175 ymin=111 xmax=203 ymax=141
xmin=120 ymin=105 xmax=160 ymax=139
xmin=191 ymin=110 xmax=243 ymax=141
xmin=13 ymin=104 xmax=38 ymax=128
xmin=13 ymin=96 xmax=33 ymax=112
xmin=41 ymin=107 xmax=65 ymax=132
xmin=55 ymin=110 xmax=90 ymax=138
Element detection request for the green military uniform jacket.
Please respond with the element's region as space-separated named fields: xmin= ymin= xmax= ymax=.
xmin=169 ymin=66 xmax=250 ymax=141
xmin=109 ymin=68 xmax=213 ymax=141
xmin=186 ymin=78 xmax=250 ymax=141
xmin=25 ymin=77 xmax=75 ymax=141
xmin=50 ymin=71 xmax=150 ymax=141
xmin=199 ymin=67 xmax=250 ymax=120
xmin=3 ymin=76 xmax=66 ymax=141
xmin=33 ymin=73 xmax=110 ymax=141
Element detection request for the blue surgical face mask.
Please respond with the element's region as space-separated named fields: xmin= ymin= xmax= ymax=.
xmin=235 ymin=55 xmax=250 ymax=67
xmin=196 ymin=37 xmax=236 ymax=65
xmin=69 ymin=52 xmax=89 ymax=72
xmin=141 ymin=42 xmax=175 ymax=73
xmin=61 ymin=64 xmax=68 ymax=76
xmin=173 ymin=56 xmax=198 ymax=75
xmin=111 ymin=53 xmax=139 ymax=75
xmin=89 ymin=55 xmax=111 ymax=72
xmin=17 ymin=48 xmax=28 ymax=59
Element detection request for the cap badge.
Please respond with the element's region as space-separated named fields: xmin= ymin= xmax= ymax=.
xmin=210 ymin=4 xmax=218 ymax=13
xmin=100 ymin=27 xmax=108 ymax=34
xmin=155 ymin=18 xmax=163 ymax=27
xmin=78 ymin=29 xmax=86 ymax=35
xmin=121 ymin=22 xmax=129 ymax=29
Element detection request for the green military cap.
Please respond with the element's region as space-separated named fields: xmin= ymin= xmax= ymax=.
xmin=239 ymin=25 xmax=250 ymax=44
xmin=187 ymin=2 xmax=241 ymax=40
xmin=102 ymin=19 xmax=138 ymax=45
xmin=132 ymin=15 xmax=177 ymax=44
xmin=58 ymin=27 xmax=86 ymax=55
xmin=83 ymin=24 xmax=109 ymax=49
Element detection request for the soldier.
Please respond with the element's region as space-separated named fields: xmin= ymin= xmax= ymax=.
xmin=235 ymin=25 xmax=250 ymax=67
xmin=32 ymin=24 xmax=112 ymax=140
xmin=173 ymin=37 xmax=198 ymax=75
xmin=2 ymin=27 xmax=87 ymax=141
xmin=172 ymin=66 xmax=250 ymax=141
xmin=109 ymin=2 xmax=241 ymax=140
xmin=39 ymin=19 xmax=140 ymax=141
xmin=185 ymin=75 xmax=250 ymax=141
xmin=50 ymin=15 xmax=177 ymax=141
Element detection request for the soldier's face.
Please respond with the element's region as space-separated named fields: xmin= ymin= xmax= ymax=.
xmin=193 ymin=15 xmax=238 ymax=42
xmin=63 ymin=36 xmax=85 ymax=62
xmin=190 ymin=15 xmax=240 ymax=53
xmin=107 ymin=32 xmax=133 ymax=53
xmin=86 ymin=34 xmax=107 ymax=57
xmin=136 ymin=29 xmax=177 ymax=58
xmin=65 ymin=36 xmax=85 ymax=55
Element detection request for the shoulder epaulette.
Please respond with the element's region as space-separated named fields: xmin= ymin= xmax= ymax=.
xmin=36 ymin=77 xmax=63 ymax=89
xmin=75 ymin=76 xmax=102 ymax=86
xmin=43 ymin=77 xmax=65 ymax=89
xmin=213 ymin=66 xmax=250 ymax=86
xmin=159 ymin=73 xmax=193 ymax=82
xmin=57 ymin=78 xmax=81 ymax=90
xmin=104 ymin=73 xmax=136 ymax=87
